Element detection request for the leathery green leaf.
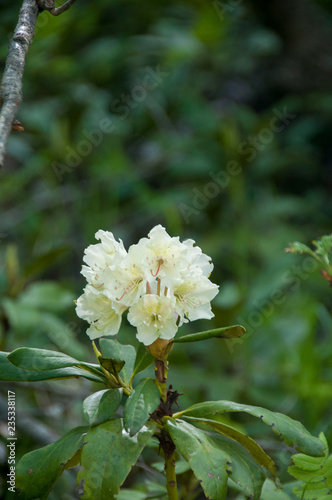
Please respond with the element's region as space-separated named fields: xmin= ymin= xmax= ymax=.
xmin=175 ymin=400 xmax=325 ymax=457
xmin=287 ymin=433 xmax=332 ymax=498
xmin=77 ymin=418 xmax=156 ymax=499
xmin=130 ymin=343 xmax=154 ymax=382
xmin=16 ymin=426 xmax=89 ymax=500
xmin=7 ymin=348 xmax=105 ymax=381
xmin=188 ymin=421 xmax=266 ymax=499
xmin=98 ymin=356 xmax=125 ymax=376
xmin=0 ymin=352 xmax=103 ymax=383
xmin=165 ymin=418 xmax=230 ymax=500
xmin=8 ymin=348 xmax=79 ymax=370
xmin=124 ymin=378 xmax=160 ymax=436
xmin=83 ymin=389 xmax=123 ymax=426
xmin=99 ymin=338 xmax=136 ymax=384
xmin=261 ymin=479 xmax=293 ymax=500
xmin=183 ymin=416 xmax=276 ymax=478
xmin=172 ymin=325 xmax=246 ymax=343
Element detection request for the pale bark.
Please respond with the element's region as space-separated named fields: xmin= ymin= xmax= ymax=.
xmin=0 ymin=0 xmax=77 ymax=167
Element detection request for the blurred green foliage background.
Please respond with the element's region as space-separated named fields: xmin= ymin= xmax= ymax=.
xmin=0 ymin=0 xmax=332 ymax=498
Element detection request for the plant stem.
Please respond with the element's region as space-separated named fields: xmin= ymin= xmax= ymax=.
xmin=114 ymin=372 xmax=132 ymax=396
xmin=165 ymin=450 xmax=178 ymax=500
xmin=92 ymin=341 xmax=132 ymax=395
xmin=155 ymin=358 xmax=168 ymax=402
xmin=0 ymin=0 xmax=39 ymax=167
xmin=152 ymin=351 xmax=178 ymax=499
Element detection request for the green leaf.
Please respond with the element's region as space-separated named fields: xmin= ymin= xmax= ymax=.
xmin=286 ymin=236 xmax=332 ymax=275
xmin=2 ymin=299 xmax=41 ymax=335
xmin=131 ymin=342 xmax=154 ymax=381
xmin=23 ymin=247 xmax=68 ymax=279
xmin=167 ymin=418 xmax=266 ymax=499
xmin=172 ymin=325 xmax=246 ymax=343
xmin=99 ymin=338 xmax=136 ymax=384
xmin=0 ymin=352 xmax=103 ymax=383
xmin=2 ymin=299 xmax=86 ymax=359
xmin=145 ymin=480 xmax=168 ymax=497
xmin=183 ymin=416 xmax=276 ymax=478
xmin=64 ymin=447 xmax=82 ymax=469
xmin=165 ymin=418 xmax=230 ymax=500
xmin=200 ymin=425 xmax=266 ymax=499
xmin=117 ymin=491 xmax=147 ymax=500
xmin=285 ymin=242 xmax=317 ymax=257
xmin=313 ymin=235 xmax=332 ymax=256
xmin=261 ymin=479 xmax=293 ymax=500
xmin=7 ymin=348 xmax=105 ymax=381
xmin=98 ymin=356 xmax=125 ymax=375
xmin=152 ymin=458 xmax=191 ymax=475
xmin=288 ymin=433 xmax=332 ymax=499
xmin=77 ymin=418 xmax=156 ymax=499
xmin=83 ymin=389 xmax=123 ymax=426
xmin=118 ymin=482 xmax=168 ymax=499
xmin=175 ymin=401 xmax=325 ymax=457
xmin=124 ymin=378 xmax=160 ymax=436
xmin=39 ymin=312 xmax=86 ymax=360
xmin=16 ymin=426 xmax=89 ymax=500
xmin=18 ymin=281 xmax=74 ymax=312
xmin=8 ymin=348 xmax=79 ymax=371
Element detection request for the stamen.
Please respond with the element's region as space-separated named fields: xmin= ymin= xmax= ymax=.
xmin=151 ymin=259 xmax=163 ymax=277
xmin=117 ymin=286 xmax=130 ymax=301
xmin=92 ymin=282 xmax=104 ymax=289
xmin=164 ymin=286 xmax=168 ymax=297
xmin=157 ymin=278 xmax=161 ymax=296
xmin=118 ymin=277 xmax=143 ymax=301
xmin=146 ymin=281 xmax=152 ymax=294
xmin=94 ymin=322 xmax=105 ymax=332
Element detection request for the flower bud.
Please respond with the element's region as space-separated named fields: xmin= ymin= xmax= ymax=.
xmin=145 ymin=338 xmax=174 ymax=360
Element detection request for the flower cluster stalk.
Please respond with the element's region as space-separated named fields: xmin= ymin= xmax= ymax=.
xmin=75 ymin=225 xmax=220 ymax=500
xmin=165 ymin=450 xmax=178 ymax=500
xmin=92 ymin=341 xmax=132 ymax=395
xmin=155 ymin=358 xmax=168 ymax=402
xmin=152 ymin=347 xmax=181 ymax=499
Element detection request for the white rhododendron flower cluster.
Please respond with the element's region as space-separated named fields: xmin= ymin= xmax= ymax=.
xmin=76 ymin=225 xmax=219 ymax=346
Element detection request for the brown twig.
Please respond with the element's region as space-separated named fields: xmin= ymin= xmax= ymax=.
xmin=37 ymin=0 xmax=56 ymax=10
xmin=37 ymin=0 xmax=77 ymax=16
xmin=0 ymin=0 xmax=38 ymax=167
xmin=50 ymin=0 xmax=77 ymax=16
xmin=0 ymin=0 xmax=77 ymax=167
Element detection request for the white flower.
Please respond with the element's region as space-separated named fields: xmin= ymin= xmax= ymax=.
xmin=183 ymin=239 xmax=214 ymax=277
xmin=127 ymin=294 xmax=178 ymax=346
xmin=81 ymin=230 xmax=126 ymax=288
xmin=102 ymin=252 xmax=146 ymax=307
xmin=135 ymin=225 xmax=186 ymax=287
xmin=76 ymin=224 xmax=219 ymax=346
xmin=172 ymin=272 xmax=219 ymax=322
xmin=75 ymin=286 xmax=126 ymax=340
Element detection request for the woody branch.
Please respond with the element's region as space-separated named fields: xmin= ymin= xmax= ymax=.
xmin=0 ymin=0 xmax=77 ymax=168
